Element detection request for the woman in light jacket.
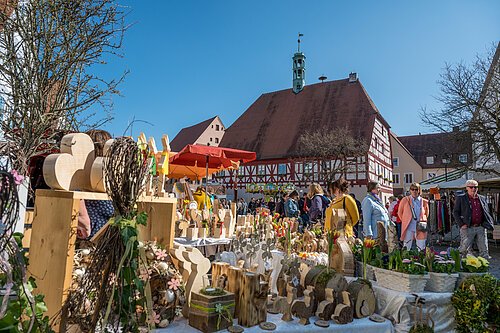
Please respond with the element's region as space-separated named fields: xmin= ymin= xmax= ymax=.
xmin=361 ymin=181 xmax=389 ymax=239
xmin=397 ymin=182 xmax=429 ymax=250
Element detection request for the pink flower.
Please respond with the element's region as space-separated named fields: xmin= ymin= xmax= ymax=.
xmin=155 ymin=249 xmax=168 ymax=260
xmin=402 ymin=259 xmax=412 ymax=264
xmin=440 ymin=251 xmax=447 ymax=255
xmin=168 ymin=278 xmax=180 ymax=291
xmin=148 ymin=311 xmax=161 ymax=324
xmin=10 ymin=170 xmax=24 ymax=185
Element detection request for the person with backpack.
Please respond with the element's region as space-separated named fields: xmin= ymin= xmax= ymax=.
xmin=307 ymin=183 xmax=328 ymax=224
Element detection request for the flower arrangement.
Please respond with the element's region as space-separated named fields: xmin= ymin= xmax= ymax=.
xmin=462 ymin=255 xmax=489 ymax=273
xmin=401 ymin=258 xmax=426 ymax=275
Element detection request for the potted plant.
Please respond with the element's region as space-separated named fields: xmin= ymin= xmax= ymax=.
xmin=372 ymin=249 xmax=429 ymax=292
xmin=425 ymin=248 xmax=459 ymax=293
xmin=458 ymin=255 xmax=490 ymax=286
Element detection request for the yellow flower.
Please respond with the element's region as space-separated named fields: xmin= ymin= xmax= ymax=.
xmin=465 ymin=256 xmax=481 ymax=268
xmin=477 ymin=256 xmax=489 ymax=267
xmin=473 ymin=299 xmax=481 ymax=310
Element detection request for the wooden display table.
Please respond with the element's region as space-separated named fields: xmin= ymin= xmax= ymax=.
xmin=28 ymin=189 xmax=177 ymax=330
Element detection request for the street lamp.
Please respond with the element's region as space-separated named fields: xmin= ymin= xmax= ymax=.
xmin=442 ymin=153 xmax=451 ymax=182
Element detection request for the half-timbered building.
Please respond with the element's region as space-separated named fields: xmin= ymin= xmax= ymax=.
xmin=217 ymin=73 xmax=394 ymax=202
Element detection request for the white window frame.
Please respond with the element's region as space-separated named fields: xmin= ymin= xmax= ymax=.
xmin=404 ymin=173 xmax=413 ymax=184
xmin=257 ymin=165 xmax=265 ymax=175
xmin=393 ymin=173 xmax=400 ymax=185
xmin=427 ymin=172 xmax=436 ymax=180
xmin=393 ymin=157 xmax=399 ymax=167
xmin=459 ymin=154 xmax=468 ymax=163
xmin=426 ymin=156 xmax=434 ymax=165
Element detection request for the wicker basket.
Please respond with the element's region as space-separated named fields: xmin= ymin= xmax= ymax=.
xmin=457 ymin=272 xmax=487 ymax=287
xmin=355 ymin=261 xmax=376 ymax=281
xmin=373 ymin=267 xmax=429 ymax=293
xmin=426 ymin=272 xmax=458 ymax=293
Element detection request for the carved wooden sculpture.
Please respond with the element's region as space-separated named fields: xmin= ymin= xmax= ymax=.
xmin=182 ymin=247 xmax=211 ymax=315
xmin=238 ymin=272 xmax=268 ymax=327
xmin=90 ymin=139 xmax=114 ymax=192
xmin=328 ymin=206 xmax=355 ymax=276
xmin=177 ymin=219 xmax=189 ymax=237
xmin=302 ymin=229 xmax=318 ymax=252
xmin=43 ymin=133 xmax=95 ymax=191
xmin=224 ymin=209 xmax=235 ymax=238
xmin=291 ymin=286 xmax=316 ymax=325
xmin=169 ymin=244 xmax=192 ymax=317
xmin=347 ymin=279 xmax=376 ymax=318
xmin=316 ymin=288 xmax=337 ymax=321
xmin=169 ymin=244 xmax=192 ymax=283
xmin=332 ymin=291 xmax=353 ymax=324
xmin=211 ymin=262 xmax=230 ymax=289
xmin=186 ymin=226 xmax=198 ymax=240
xmin=377 ymin=221 xmax=389 ymax=253
xmin=280 ymin=283 xmax=297 ymax=321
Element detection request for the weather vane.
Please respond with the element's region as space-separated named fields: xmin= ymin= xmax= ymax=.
xmin=298 ymin=32 xmax=304 ymax=52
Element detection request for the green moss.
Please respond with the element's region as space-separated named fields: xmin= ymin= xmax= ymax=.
xmin=200 ymin=287 xmax=227 ymax=296
xmin=316 ymin=269 xmax=335 ymax=287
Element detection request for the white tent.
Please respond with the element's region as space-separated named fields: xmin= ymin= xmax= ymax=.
xmin=420 ymin=177 xmax=467 ymax=190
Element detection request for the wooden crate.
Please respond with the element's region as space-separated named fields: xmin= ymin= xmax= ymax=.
xmin=28 ymin=189 xmax=176 ymax=332
xmin=189 ymin=291 xmax=235 ymax=333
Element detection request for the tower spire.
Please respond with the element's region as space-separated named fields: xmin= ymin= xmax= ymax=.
xmin=292 ymin=33 xmax=306 ymax=94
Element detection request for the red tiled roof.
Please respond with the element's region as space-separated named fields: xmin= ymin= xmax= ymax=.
xmin=220 ymin=79 xmax=389 ymax=160
xmin=398 ymin=132 xmax=473 ymax=169
xmin=170 ymin=116 xmax=217 ymax=152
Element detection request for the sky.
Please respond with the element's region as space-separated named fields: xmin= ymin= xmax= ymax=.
xmin=99 ymin=1 xmax=500 ymax=143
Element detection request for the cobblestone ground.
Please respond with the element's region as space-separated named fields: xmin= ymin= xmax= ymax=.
xmin=434 ymin=240 xmax=500 ymax=278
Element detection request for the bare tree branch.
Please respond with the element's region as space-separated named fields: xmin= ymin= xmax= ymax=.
xmin=0 ymin=0 xmax=128 ymax=174
xmin=297 ymin=126 xmax=368 ymax=183
xmin=420 ymin=42 xmax=500 ymax=177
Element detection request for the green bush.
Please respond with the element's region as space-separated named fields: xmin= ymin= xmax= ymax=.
xmin=451 ymin=274 xmax=499 ymax=332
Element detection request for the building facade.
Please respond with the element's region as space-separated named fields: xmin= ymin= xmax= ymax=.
xmin=170 ymin=116 xmax=225 ymax=152
xmin=217 ymin=75 xmax=394 ymax=202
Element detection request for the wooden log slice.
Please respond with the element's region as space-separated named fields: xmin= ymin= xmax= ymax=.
xmin=347 ymin=280 xmax=376 ymax=318
xmin=316 ymin=300 xmax=336 ymax=321
xmin=304 ymin=266 xmax=327 ymax=288
xmin=314 ymin=320 xmax=330 ymax=328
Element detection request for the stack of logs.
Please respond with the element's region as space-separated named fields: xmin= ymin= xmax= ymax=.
xmin=212 ymin=259 xmax=376 ymax=327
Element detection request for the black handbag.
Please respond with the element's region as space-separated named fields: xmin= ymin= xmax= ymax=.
xmin=410 ymin=199 xmax=428 ymax=232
